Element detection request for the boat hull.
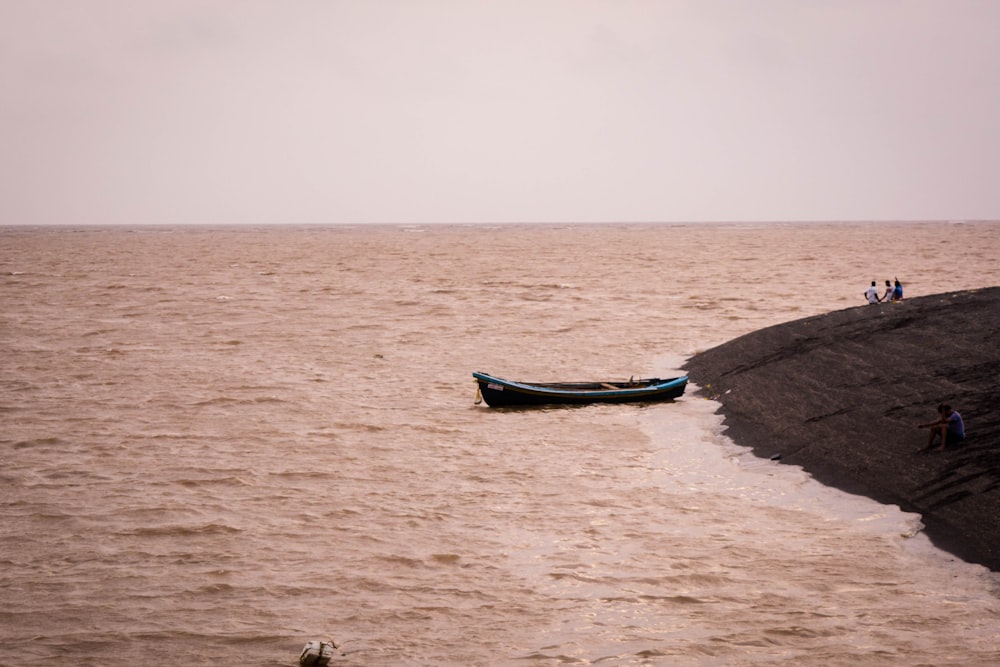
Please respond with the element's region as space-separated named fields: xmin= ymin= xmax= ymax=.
xmin=473 ymin=372 xmax=687 ymax=407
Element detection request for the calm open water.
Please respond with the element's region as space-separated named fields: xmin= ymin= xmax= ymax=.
xmin=2 ymin=221 xmax=1000 ymax=666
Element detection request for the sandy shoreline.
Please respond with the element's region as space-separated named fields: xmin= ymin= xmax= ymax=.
xmin=684 ymin=287 xmax=1000 ymax=571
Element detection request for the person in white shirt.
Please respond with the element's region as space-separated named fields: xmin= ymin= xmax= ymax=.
xmin=864 ymin=280 xmax=880 ymax=304
xmin=882 ymin=279 xmax=894 ymax=302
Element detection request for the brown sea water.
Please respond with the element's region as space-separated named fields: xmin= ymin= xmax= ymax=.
xmin=2 ymin=221 xmax=999 ymax=666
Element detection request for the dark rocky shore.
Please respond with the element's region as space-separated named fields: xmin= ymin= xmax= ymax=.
xmin=684 ymin=287 xmax=1000 ymax=571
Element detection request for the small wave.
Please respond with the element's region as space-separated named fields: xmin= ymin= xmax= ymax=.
xmin=81 ymin=328 xmax=117 ymax=338
xmin=13 ymin=437 xmax=64 ymax=449
xmin=430 ymin=553 xmax=462 ymax=565
xmin=266 ymin=469 xmax=332 ymax=480
xmin=329 ymin=421 xmax=389 ymax=433
xmin=376 ymin=555 xmax=424 ymax=568
xmin=177 ymin=476 xmax=256 ymax=488
xmin=374 ymin=553 xmax=465 ymax=569
xmin=190 ymin=583 xmax=238 ymax=595
xmin=191 ymin=396 xmax=288 ymax=407
xmin=123 ymin=522 xmax=243 ymax=537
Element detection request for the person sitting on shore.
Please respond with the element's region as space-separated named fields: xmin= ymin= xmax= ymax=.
xmin=864 ymin=280 xmax=880 ymax=304
xmin=882 ymin=279 xmax=894 ymax=302
xmin=892 ymin=277 xmax=903 ymax=301
xmin=918 ymin=403 xmax=965 ymax=451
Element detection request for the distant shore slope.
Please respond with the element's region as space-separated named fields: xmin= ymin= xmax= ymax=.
xmin=684 ymin=287 xmax=1000 ymax=571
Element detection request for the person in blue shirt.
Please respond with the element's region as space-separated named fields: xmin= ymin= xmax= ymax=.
xmin=918 ymin=403 xmax=965 ymax=451
xmin=892 ymin=277 xmax=903 ymax=301
xmin=882 ymin=279 xmax=895 ymax=302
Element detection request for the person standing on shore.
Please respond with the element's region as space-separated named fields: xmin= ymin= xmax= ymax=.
xmin=864 ymin=280 xmax=880 ymax=304
xmin=918 ymin=403 xmax=965 ymax=451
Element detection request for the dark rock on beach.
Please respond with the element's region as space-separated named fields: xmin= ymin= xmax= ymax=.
xmin=684 ymin=287 xmax=1000 ymax=572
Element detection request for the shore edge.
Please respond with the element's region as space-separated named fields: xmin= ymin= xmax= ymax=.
xmin=683 ymin=287 xmax=1000 ymax=571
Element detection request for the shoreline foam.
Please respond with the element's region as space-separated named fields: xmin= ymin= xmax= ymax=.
xmin=684 ymin=287 xmax=1000 ymax=571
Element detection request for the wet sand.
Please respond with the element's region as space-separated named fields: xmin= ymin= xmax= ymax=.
xmin=685 ymin=287 xmax=1000 ymax=571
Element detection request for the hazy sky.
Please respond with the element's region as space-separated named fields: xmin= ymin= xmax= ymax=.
xmin=2 ymin=1 xmax=999 ymax=225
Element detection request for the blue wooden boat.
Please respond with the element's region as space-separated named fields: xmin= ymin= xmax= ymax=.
xmin=473 ymin=371 xmax=687 ymax=407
